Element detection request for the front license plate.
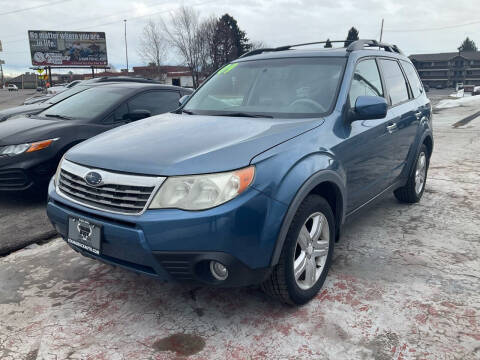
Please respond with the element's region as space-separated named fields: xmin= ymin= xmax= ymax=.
xmin=67 ymin=217 xmax=101 ymax=255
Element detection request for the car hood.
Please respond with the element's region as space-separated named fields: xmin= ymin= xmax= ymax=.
xmin=0 ymin=116 xmax=72 ymax=145
xmin=0 ymin=104 xmax=48 ymax=121
xmin=24 ymin=96 xmax=51 ymax=105
xmin=66 ymin=113 xmax=324 ymax=176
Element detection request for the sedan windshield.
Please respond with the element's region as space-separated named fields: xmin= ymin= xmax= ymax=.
xmin=184 ymin=57 xmax=346 ymax=118
xmin=39 ymin=86 xmax=129 ymax=120
xmin=46 ymin=85 xmax=89 ymax=104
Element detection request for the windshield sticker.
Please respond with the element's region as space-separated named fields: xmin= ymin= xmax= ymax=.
xmin=218 ymin=63 xmax=239 ymax=74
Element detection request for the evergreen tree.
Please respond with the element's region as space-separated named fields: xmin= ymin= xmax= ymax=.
xmin=324 ymin=39 xmax=332 ymax=48
xmin=211 ymin=14 xmax=252 ymax=71
xmin=344 ymin=27 xmax=359 ymax=47
xmin=458 ymin=37 xmax=477 ymax=52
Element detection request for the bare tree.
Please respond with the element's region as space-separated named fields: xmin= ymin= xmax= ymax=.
xmin=197 ymin=16 xmax=218 ymax=77
xmin=161 ymin=7 xmax=204 ymax=88
xmin=138 ymin=20 xmax=167 ymax=75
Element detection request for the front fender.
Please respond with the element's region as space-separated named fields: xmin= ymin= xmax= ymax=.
xmin=251 ymin=134 xmax=347 ymax=266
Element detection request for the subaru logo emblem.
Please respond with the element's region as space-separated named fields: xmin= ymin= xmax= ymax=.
xmin=85 ymin=171 xmax=103 ymax=187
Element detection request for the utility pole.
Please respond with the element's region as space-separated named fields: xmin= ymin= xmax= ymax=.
xmin=380 ymin=18 xmax=384 ymax=42
xmin=124 ymin=19 xmax=129 ymax=72
xmin=0 ymin=40 xmax=3 ymax=88
xmin=0 ymin=62 xmax=4 ymax=88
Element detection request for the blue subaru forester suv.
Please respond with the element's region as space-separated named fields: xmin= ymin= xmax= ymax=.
xmin=47 ymin=40 xmax=433 ymax=305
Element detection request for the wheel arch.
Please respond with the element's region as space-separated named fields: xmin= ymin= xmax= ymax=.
xmin=269 ymin=170 xmax=346 ymax=267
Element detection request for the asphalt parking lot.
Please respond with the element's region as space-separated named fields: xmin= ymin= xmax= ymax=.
xmin=0 ymin=89 xmax=55 ymax=255
xmin=0 ymin=90 xmax=479 ymax=359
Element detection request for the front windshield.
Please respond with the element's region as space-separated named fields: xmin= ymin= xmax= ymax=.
xmin=184 ymin=57 xmax=346 ymax=118
xmin=40 ymin=86 xmax=129 ymax=120
xmin=47 ymin=85 xmax=89 ymax=104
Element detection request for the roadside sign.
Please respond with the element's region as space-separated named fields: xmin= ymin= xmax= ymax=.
xmin=36 ymin=69 xmax=45 ymax=75
xmin=28 ymin=30 xmax=107 ymax=66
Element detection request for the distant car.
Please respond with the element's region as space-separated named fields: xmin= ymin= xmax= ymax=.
xmin=23 ymin=76 xmax=164 ymax=106
xmin=435 ymin=84 xmax=444 ymax=89
xmin=0 ymin=82 xmax=192 ymax=190
xmin=36 ymin=86 xmax=44 ymax=92
xmin=47 ymin=80 xmax=82 ymax=95
xmin=4 ymin=82 xmax=111 ymax=120
xmin=7 ymin=84 xmax=18 ymax=91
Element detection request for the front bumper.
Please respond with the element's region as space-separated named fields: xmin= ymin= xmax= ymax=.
xmin=47 ymin=179 xmax=288 ymax=287
xmin=0 ymin=147 xmax=59 ymax=190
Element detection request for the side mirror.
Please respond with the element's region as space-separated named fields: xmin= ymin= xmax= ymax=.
xmin=124 ymin=109 xmax=151 ymax=121
xmin=352 ymin=96 xmax=387 ymax=121
xmin=179 ymin=94 xmax=190 ymax=106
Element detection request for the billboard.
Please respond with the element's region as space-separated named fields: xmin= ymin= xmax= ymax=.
xmin=28 ymin=30 xmax=107 ymax=66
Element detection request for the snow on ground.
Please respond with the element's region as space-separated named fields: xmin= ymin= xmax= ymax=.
xmin=435 ymin=94 xmax=480 ymax=109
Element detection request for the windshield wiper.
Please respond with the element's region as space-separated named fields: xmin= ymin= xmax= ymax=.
xmin=44 ymin=114 xmax=73 ymax=120
xmin=217 ymin=112 xmax=273 ymax=118
xmin=181 ymin=109 xmax=196 ymax=115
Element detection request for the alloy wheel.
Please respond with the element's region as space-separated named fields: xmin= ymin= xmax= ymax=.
xmin=415 ymin=152 xmax=427 ymax=195
xmin=293 ymin=212 xmax=330 ymax=290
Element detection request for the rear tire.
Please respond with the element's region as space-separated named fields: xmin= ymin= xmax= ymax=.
xmin=394 ymin=144 xmax=429 ymax=203
xmin=261 ymin=195 xmax=335 ymax=305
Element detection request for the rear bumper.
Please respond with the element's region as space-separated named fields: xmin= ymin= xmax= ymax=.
xmin=47 ymin=179 xmax=287 ymax=286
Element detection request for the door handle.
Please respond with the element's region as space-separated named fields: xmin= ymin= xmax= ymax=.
xmin=415 ymin=111 xmax=422 ymax=119
xmin=386 ymin=123 xmax=398 ymax=133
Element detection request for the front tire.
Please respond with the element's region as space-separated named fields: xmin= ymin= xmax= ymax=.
xmin=394 ymin=144 xmax=429 ymax=203
xmin=262 ymin=195 xmax=335 ymax=305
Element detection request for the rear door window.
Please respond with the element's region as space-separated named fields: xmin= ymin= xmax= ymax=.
xmin=128 ymin=91 xmax=180 ymax=116
xmin=379 ymin=59 xmax=410 ymax=106
xmin=349 ymin=59 xmax=384 ymax=108
xmin=401 ymin=61 xmax=423 ymax=98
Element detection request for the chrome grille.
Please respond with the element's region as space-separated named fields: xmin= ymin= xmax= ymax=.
xmin=57 ymin=160 xmax=165 ymax=215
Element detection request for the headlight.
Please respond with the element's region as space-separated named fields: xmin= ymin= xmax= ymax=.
xmin=54 ymin=154 xmax=65 ymax=187
xmin=0 ymin=138 xmax=58 ymax=157
xmin=149 ymin=166 xmax=255 ymax=210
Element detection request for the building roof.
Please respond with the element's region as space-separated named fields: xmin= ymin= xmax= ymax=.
xmin=132 ymin=65 xmax=190 ymax=73
xmin=409 ymin=52 xmax=480 ymax=62
xmin=9 ymin=73 xmax=37 ymax=82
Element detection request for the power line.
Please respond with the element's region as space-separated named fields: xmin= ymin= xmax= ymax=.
xmin=1 ymin=0 xmax=219 ymax=45
xmin=1 ymin=0 xmax=174 ymax=43
xmin=1 ymin=0 xmax=221 ymax=55
xmin=385 ymin=19 xmax=480 ymax=33
xmin=0 ymin=0 xmax=75 ymax=16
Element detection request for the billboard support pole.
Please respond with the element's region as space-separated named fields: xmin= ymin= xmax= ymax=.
xmin=48 ymin=66 xmax=52 ymax=86
xmin=91 ymin=66 xmax=95 ymax=79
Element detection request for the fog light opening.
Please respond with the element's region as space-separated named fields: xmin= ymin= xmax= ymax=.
xmin=210 ymin=261 xmax=228 ymax=281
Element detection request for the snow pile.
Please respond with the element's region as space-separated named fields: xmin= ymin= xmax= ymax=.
xmin=435 ymin=95 xmax=480 ymax=109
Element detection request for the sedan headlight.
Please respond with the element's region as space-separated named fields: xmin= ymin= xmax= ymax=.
xmin=0 ymin=138 xmax=58 ymax=157
xmin=149 ymin=166 xmax=255 ymax=210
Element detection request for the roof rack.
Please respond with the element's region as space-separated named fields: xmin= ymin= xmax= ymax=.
xmin=239 ymin=39 xmax=403 ymax=58
xmin=346 ymin=39 xmax=403 ymax=54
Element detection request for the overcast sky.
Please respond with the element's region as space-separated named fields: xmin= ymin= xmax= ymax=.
xmin=0 ymin=0 xmax=479 ymax=76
